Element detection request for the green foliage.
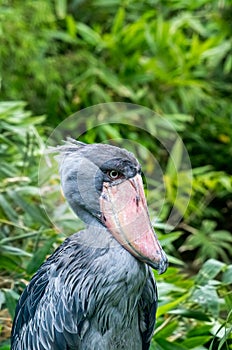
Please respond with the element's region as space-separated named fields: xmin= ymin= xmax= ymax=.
xmin=153 ymin=259 xmax=232 ymax=349
xmin=181 ymin=220 xmax=232 ymax=264
xmin=1 ymin=1 xmax=231 ymax=128
xmin=0 ymin=102 xmax=62 ymax=345
xmin=0 ymin=102 xmax=58 ymax=271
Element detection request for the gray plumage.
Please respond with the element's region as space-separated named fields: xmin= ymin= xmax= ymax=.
xmin=11 ymin=139 xmax=165 ymax=350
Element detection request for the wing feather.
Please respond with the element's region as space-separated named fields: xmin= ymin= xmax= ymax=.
xmin=139 ymin=268 xmax=158 ymax=350
xmin=11 ymin=235 xmax=90 ymax=350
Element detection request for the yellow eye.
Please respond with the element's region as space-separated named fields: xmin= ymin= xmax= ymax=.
xmin=107 ymin=170 xmax=122 ymax=180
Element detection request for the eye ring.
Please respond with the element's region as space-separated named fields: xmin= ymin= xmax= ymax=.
xmin=107 ymin=170 xmax=122 ymax=180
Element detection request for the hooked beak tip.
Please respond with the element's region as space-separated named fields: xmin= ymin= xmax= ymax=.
xmin=146 ymin=253 xmax=168 ymax=274
xmin=158 ymin=257 xmax=169 ymax=275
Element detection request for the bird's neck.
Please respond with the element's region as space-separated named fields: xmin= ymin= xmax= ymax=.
xmin=77 ymin=223 xmax=120 ymax=251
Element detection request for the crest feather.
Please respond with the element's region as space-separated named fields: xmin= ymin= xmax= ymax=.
xmin=47 ymin=137 xmax=87 ymax=155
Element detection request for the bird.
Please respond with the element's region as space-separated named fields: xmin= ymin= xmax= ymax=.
xmin=11 ymin=139 xmax=168 ymax=350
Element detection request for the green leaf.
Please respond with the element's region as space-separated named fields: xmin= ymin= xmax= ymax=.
xmin=168 ymin=309 xmax=211 ymax=321
xmin=0 ymin=345 xmax=10 ymax=350
xmin=222 ymin=265 xmax=232 ymax=285
xmin=66 ymin=15 xmax=77 ymax=38
xmin=0 ymin=194 xmax=18 ymax=222
xmin=154 ymin=319 xmax=179 ymax=338
xmin=55 ymin=0 xmax=67 ymax=19
xmin=187 ymin=324 xmax=212 ymax=337
xmin=77 ymin=22 xmax=104 ymax=47
xmin=157 ymin=293 xmax=189 ymax=317
xmin=166 ymin=138 xmax=183 ymax=177
xmin=182 ymin=335 xmax=212 ymax=348
xmin=112 ymin=7 xmax=125 ymax=34
xmin=8 ymin=189 xmax=50 ymax=226
xmin=192 ymin=285 xmax=220 ymax=316
xmin=156 ymin=338 xmax=188 ymax=350
xmin=26 ymin=236 xmax=57 ymax=274
xmin=166 ymin=255 xmax=185 ymax=266
xmin=210 ymin=319 xmax=232 ymax=350
xmin=1 ymin=245 xmax=31 ymax=257
xmin=3 ymin=289 xmax=19 ymax=319
xmin=0 ymin=254 xmax=22 ymax=272
xmin=196 ymin=259 xmax=225 ymax=285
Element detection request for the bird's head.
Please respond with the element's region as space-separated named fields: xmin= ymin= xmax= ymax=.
xmin=56 ymin=138 xmax=168 ymax=274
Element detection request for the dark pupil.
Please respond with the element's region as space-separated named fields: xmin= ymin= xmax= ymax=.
xmin=110 ymin=170 xmax=119 ymax=178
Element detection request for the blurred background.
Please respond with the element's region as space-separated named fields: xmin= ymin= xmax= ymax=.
xmin=0 ymin=0 xmax=232 ymax=349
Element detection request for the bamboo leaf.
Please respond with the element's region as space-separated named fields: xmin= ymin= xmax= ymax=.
xmin=55 ymin=0 xmax=67 ymax=19
xmin=222 ymin=265 xmax=232 ymax=285
xmin=3 ymin=289 xmax=19 ymax=319
xmin=196 ymin=259 xmax=225 ymax=285
xmin=26 ymin=236 xmax=57 ymax=274
xmin=166 ymin=138 xmax=183 ymax=178
xmin=157 ymin=293 xmax=189 ymax=317
xmin=168 ymin=309 xmax=211 ymax=321
xmin=0 ymin=194 xmax=18 ymax=222
xmin=182 ymin=335 xmax=212 ymax=348
xmin=156 ymin=338 xmax=188 ymax=350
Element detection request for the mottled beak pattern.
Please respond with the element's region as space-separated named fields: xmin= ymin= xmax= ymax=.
xmin=100 ymin=174 xmax=168 ymax=274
